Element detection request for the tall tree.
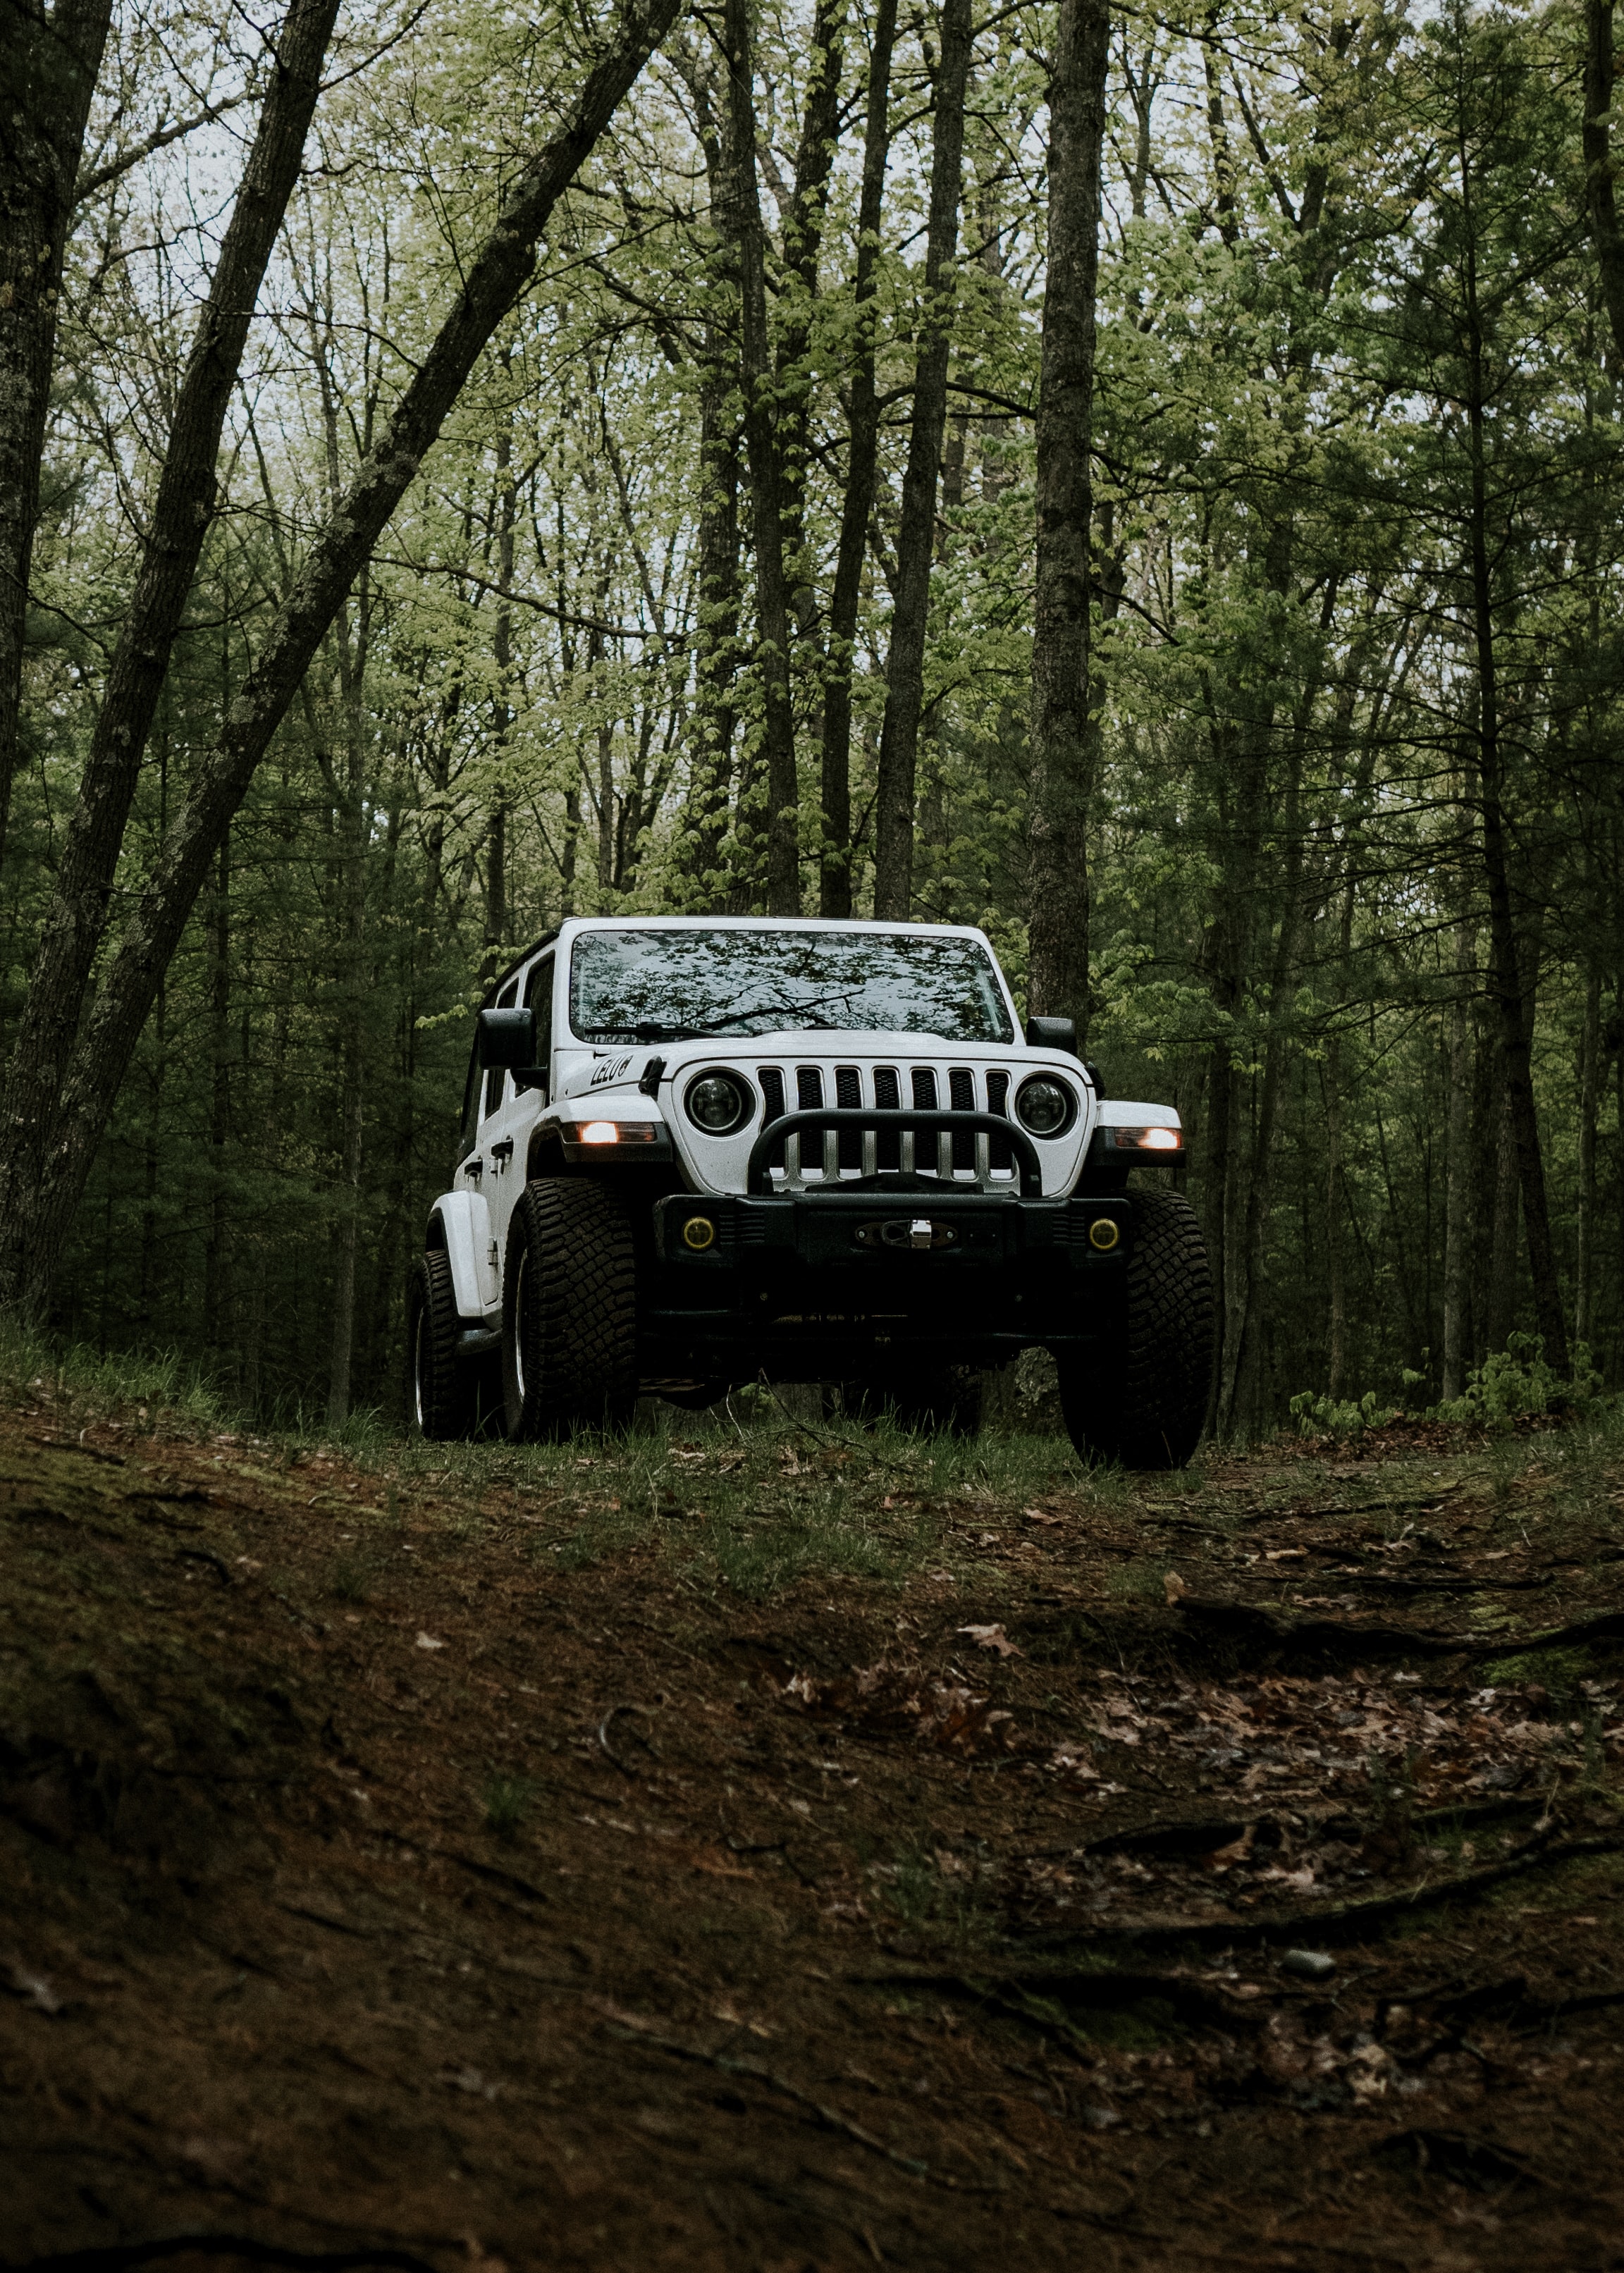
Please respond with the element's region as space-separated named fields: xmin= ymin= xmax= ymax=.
xmin=1583 ymin=0 xmax=1624 ymax=364
xmin=0 ymin=0 xmax=114 ymax=872
xmin=819 ymin=0 xmax=897 ymax=916
xmin=1025 ymin=0 xmax=1110 ymax=1032
xmin=0 ymin=0 xmax=686 ymax=1322
xmin=871 ymin=0 xmax=972 ymax=918
xmin=724 ymin=0 xmax=799 ymax=913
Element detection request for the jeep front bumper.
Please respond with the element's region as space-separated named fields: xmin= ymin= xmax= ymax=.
xmin=640 ymin=1187 xmax=1130 ymax=1375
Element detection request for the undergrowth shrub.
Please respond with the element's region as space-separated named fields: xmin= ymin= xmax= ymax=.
xmin=1288 ymin=1388 xmax=1400 ymax=1441
xmin=1292 ymin=1333 xmax=1608 ymax=1441
xmin=1427 ymin=1333 xmax=1604 ymax=1429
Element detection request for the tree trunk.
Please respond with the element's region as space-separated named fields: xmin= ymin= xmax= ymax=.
xmin=673 ymin=35 xmax=742 ymax=908
xmin=1583 ymin=0 xmax=1624 ymax=366
xmin=485 ymin=422 xmax=517 ymax=973
xmin=687 ymin=347 xmax=742 ymax=907
xmin=1576 ymin=959 xmax=1601 ymax=1348
xmin=1215 ymin=669 xmax=1312 ymax=1439
xmin=1463 ymin=245 xmax=1570 ymax=1373
xmin=203 ymin=831 xmax=232 ymax=1357
xmin=871 ymin=0 xmax=972 ymax=919
xmin=0 ymin=0 xmax=113 ymax=873
xmin=1441 ymin=916 xmax=1475 ymax=1399
xmin=819 ymin=0 xmax=897 ymax=916
xmin=1323 ymin=1051 xmax=1346 ymax=1398
xmin=776 ymin=0 xmax=844 ymax=626
xmin=0 ymin=0 xmax=683 ymax=1322
xmin=725 ymin=0 xmax=798 ymax=915
xmin=1485 ymin=1073 xmax=1520 ymax=1354
xmin=326 ymin=583 xmax=370 ymax=1427
xmin=1025 ymin=0 xmax=1109 ymax=1028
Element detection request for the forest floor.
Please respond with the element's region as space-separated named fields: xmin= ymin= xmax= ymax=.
xmin=3 ymin=1361 xmax=1623 ymax=2273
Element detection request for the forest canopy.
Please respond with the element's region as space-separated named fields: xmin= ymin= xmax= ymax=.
xmin=1 ymin=0 xmax=1620 ymax=1436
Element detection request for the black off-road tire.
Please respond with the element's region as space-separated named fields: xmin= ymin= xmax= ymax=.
xmin=1059 ymin=1189 xmax=1214 ymax=1469
xmin=407 ymin=1250 xmax=476 ymax=1441
xmin=503 ymin=1176 xmax=638 ymax=1441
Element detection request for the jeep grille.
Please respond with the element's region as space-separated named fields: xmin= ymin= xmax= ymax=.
xmin=754 ymin=1061 xmax=1014 ymax=1175
xmin=744 ymin=1105 xmax=1041 ymax=1197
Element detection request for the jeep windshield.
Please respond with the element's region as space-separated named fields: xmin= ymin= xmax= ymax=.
xmin=570 ymin=928 xmax=1014 ymax=1045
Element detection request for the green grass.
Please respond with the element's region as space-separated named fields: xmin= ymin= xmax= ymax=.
xmin=0 ymin=1322 xmax=231 ymax=1437
xmin=1107 ymin=1558 xmax=1171 ymax=1601
xmin=876 ymin=1842 xmax=998 ymax=1947
xmin=479 ymin=1770 xmax=537 ymax=1840
xmin=328 ymin=1552 xmax=379 ymax=1603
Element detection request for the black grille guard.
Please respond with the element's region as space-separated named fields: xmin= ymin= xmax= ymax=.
xmin=744 ymin=1109 xmax=1043 ymax=1199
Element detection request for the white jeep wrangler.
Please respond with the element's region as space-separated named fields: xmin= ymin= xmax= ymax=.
xmin=408 ymin=916 xmax=1214 ymax=1465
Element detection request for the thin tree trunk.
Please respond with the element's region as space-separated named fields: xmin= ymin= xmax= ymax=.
xmin=1216 ymin=671 xmax=1312 ymax=1439
xmin=871 ymin=0 xmax=972 ymax=919
xmin=673 ymin=36 xmax=742 ymax=908
xmin=1576 ymin=959 xmax=1601 ymax=1348
xmin=1485 ymin=1075 xmax=1520 ymax=1353
xmin=1441 ymin=916 xmax=1475 ymax=1399
xmin=776 ymin=0 xmax=844 ymax=629
xmin=327 ymin=1049 xmax=364 ymax=1424
xmin=485 ymin=421 xmax=517 ymax=973
xmin=725 ymin=0 xmax=798 ymax=914
xmin=0 ymin=0 xmax=113 ymax=872
xmin=137 ymin=973 xmax=166 ymax=1341
xmin=1583 ymin=0 xmax=1624 ymax=365
xmin=819 ymin=0 xmax=897 ymax=916
xmin=203 ymin=831 xmax=232 ymax=1357
xmin=326 ymin=577 xmax=370 ymax=1425
xmin=1026 ymin=0 xmax=1110 ymax=1029
xmin=1323 ymin=1053 xmax=1346 ymax=1398
xmin=0 ymin=0 xmax=682 ymax=1322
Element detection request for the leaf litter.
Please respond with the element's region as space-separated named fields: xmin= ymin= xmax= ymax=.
xmin=1 ymin=1384 xmax=1623 ymax=2269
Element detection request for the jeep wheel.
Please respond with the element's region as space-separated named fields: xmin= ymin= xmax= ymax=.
xmin=503 ymin=1177 xmax=637 ymax=1441
xmin=407 ymin=1251 xmax=476 ymax=1441
xmin=1059 ymin=1189 xmax=1214 ymax=1468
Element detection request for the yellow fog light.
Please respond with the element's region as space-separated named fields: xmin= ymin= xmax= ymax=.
xmin=682 ymin=1215 xmax=717 ymax=1252
xmin=1088 ymin=1217 xmax=1121 ymax=1252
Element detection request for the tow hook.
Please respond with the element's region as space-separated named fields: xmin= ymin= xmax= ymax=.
xmin=853 ymin=1219 xmax=957 ymax=1251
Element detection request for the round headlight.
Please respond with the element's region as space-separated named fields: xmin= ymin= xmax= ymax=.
xmin=685 ymin=1070 xmax=751 ymax=1135
xmin=1015 ymin=1074 xmax=1076 ymax=1138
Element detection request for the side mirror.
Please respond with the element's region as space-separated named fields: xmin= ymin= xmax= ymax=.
xmin=1024 ymin=1014 xmax=1078 ymax=1056
xmin=477 ymin=1005 xmax=535 ymax=1068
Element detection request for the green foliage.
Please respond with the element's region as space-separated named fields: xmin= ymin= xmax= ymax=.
xmin=480 ymin=1772 xmax=537 ymax=1841
xmin=1427 ymin=1336 xmax=1606 ymax=1431
xmin=1288 ymin=1390 xmax=1400 ymax=1441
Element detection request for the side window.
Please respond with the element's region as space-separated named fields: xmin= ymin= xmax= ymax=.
xmin=483 ymin=977 xmax=519 ymax=1119
xmin=523 ymin=956 xmax=554 ymax=1092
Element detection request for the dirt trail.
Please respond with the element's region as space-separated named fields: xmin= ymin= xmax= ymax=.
xmin=2 ymin=1384 xmax=1622 ymax=2272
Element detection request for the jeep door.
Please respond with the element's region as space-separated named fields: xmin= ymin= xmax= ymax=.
xmin=480 ymin=954 xmax=553 ymax=1288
